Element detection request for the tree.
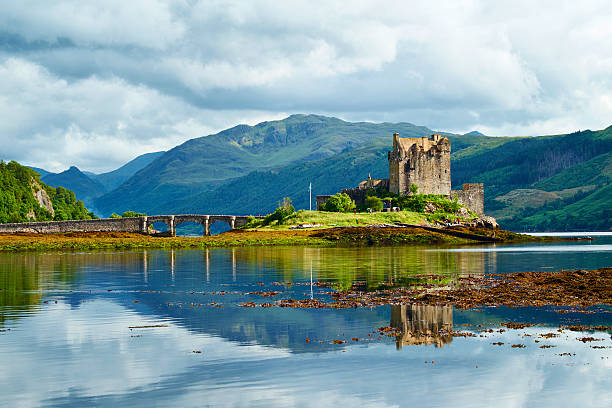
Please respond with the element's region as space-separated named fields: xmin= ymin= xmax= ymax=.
xmin=321 ymin=193 xmax=355 ymax=212
xmin=365 ymin=196 xmax=383 ymax=211
xmin=262 ymin=197 xmax=295 ymax=225
xmin=409 ymin=183 xmax=419 ymax=195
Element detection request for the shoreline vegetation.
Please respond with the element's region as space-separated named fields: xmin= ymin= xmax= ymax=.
xmin=247 ymin=268 xmax=612 ymax=311
xmin=0 ymin=222 xmax=574 ymax=252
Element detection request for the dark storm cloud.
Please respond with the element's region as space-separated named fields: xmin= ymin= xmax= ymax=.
xmin=1 ymin=0 xmax=611 ymax=171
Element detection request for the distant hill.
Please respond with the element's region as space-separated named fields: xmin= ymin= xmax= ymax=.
xmin=464 ymin=131 xmax=485 ymax=136
xmin=0 ymin=161 xmax=96 ymax=223
xmin=27 ymin=166 xmax=51 ymax=178
xmin=42 ymin=166 xmax=106 ymax=207
xmin=94 ymin=114 xmax=451 ymax=215
xmin=91 ymin=151 xmax=165 ymax=192
xmin=31 ymin=151 xmax=165 ymax=213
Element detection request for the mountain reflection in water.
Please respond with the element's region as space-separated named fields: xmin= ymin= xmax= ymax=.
xmin=0 ymin=238 xmax=611 ymax=407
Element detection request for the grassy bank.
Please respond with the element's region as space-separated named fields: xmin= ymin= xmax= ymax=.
xmin=0 ymin=224 xmax=555 ymax=252
xmin=0 ymin=231 xmax=327 ymax=252
xmin=245 ymin=209 xmax=429 ymax=230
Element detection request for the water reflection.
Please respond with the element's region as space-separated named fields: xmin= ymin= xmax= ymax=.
xmin=230 ymin=246 xmax=490 ymax=288
xmin=0 ymin=252 xmax=80 ymax=324
xmin=390 ymin=304 xmax=454 ymax=348
xmin=0 ymin=241 xmax=611 ymax=407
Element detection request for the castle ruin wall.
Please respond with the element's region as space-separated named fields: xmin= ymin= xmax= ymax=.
xmin=388 ymin=134 xmax=451 ymax=196
xmin=452 ymin=183 xmax=484 ymax=216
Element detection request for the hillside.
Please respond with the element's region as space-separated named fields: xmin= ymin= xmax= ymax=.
xmin=94 ymin=114 xmax=455 ymax=215
xmin=32 ymin=152 xmax=165 ymax=213
xmin=42 ymin=166 xmax=106 ymax=205
xmin=145 ymin=133 xmax=512 ymax=216
xmin=0 ymin=161 xmax=96 ymax=223
xmin=85 ymin=115 xmax=610 ymax=231
xmin=91 ymin=151 xmax=165 ymax=192
xmin=152 ymin=122 xmax=610 ymax=231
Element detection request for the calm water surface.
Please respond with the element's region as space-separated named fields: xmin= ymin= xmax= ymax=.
xmin=1 ymin=234 xmax=611 ymax=407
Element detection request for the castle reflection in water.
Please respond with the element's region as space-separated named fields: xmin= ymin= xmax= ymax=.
xmin=390 ymin=304 xmax=454 ymax=348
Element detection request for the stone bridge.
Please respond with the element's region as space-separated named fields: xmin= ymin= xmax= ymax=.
xmin=0 ymin=214 xmax=259 ymax=236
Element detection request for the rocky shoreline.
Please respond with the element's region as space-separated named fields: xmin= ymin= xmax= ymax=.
xmin=239 ymin=268 xmax=612 ymax=311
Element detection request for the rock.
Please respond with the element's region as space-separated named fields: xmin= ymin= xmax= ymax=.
xmin=289 ymin=224 xmax=323 ymax=229
xmin=456 ymin=207 xmax=470 ymax=218
xmin=477 ymin=216 xmax=498 ymax=229
xmin=31 ymin=179 xmax=55 ymax=217
xmin=424 ymin=202 xmax=437 ymax=214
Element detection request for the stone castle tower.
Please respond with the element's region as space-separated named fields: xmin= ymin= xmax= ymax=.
xmin=319 ymin=131 xmax=485 ymax=216
xmin=388 ymin=133 xmax=451 ymax=195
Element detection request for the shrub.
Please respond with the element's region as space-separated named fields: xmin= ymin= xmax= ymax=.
xmin=397 ymin=194 xmax=427 ymax=212
xmin=121 ymin=211 xmax=146 ymax=218
xmin=409 ymin=183 xmax=419 ymax=195
xmin=365 ymin=196 xmax=383 ymax=211
xmin=262 ymin=197 xmax=295 ymax=225
xmin=321 ymin=193 xmax=355 ymax=212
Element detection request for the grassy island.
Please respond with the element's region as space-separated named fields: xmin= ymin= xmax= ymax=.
xmin=0 ymin=209 xmax=563 ymax=252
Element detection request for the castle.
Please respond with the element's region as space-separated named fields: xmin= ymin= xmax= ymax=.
xmin=316 ymin=133 xmax=485 ymax=215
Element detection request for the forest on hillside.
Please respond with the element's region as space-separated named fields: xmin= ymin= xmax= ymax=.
xmin=0 ymin=161 xmax=96 ymax=223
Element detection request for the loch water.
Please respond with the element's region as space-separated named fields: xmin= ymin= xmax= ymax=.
xmin=1 ymin=235 xmax=611 ymax=407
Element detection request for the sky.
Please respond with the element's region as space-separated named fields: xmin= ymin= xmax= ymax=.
xmin=1 ymin=1 xmax=612 ymax=173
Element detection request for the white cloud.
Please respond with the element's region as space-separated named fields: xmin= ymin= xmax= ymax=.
xmin=0 ymin=58 xmax=283 ymax=172
xmin=0 ymin=0 xmax=185 ymax=49
xmin=1 ymin=0 xmax=612 ymax=170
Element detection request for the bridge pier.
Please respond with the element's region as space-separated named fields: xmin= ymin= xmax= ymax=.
xmin=169 ymin=215 xmax=176 ymax=237
xmin=140 ymin=216 xmax=148 ymax=234
xmin=204 ymin=216 xmax=210 ymax=236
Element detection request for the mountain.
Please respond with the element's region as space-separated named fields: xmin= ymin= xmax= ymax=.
xmin=449 ymin=127 xmax=612 ymax=230
xmin=91 ymin=115 xmax=610 ymax=231
xmin=464 ymin=131 xmax=485 ymax=136
xmin=0 ymin=161 xmax=96 ymax=223
xmin=147 ymin=133 xmax=497 ymax=216
xmin=91 ymin=151 xmax=165 ymax=192
xmin=27 ymin=166 xmax=51 ymax=178
xmin=31 ymin=151 xmax=165 ymax=213
xmin=94 ymin=114 xmax=450 ymax=215
xmin=42 ymin=166 xmax=106 ymax=207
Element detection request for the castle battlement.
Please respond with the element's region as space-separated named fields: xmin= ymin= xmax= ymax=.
xmin=388 ymin=132 xmax=451 ymax=196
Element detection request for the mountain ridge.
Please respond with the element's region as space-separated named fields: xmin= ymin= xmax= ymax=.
xmin=94 ymin=114 xmax=450 ymax=215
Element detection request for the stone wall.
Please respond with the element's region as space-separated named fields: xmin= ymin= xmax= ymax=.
xmin=0 ymin=217 xmax=145 ymax=234
xmin=315 ymin=195 xmax=332 ymax=210
xmin=452 ymin=183 xmax=484 ymax=216
xmin=0 ymin=214 xmax=258 ymax=236
xmin=341 ymin=188 xmax=367 ymax=206
xmin=388 ymin=133 xmax=451 ymax=196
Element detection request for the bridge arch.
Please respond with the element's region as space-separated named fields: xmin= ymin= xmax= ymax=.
xmin=145 ymin=215 xmax=174 ymax=235
xmin=173 ymin=215 xmax=207 ymax=236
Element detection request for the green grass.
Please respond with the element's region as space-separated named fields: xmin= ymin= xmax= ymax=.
xmin=245 ymin=209 xmax=427 ymax=230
